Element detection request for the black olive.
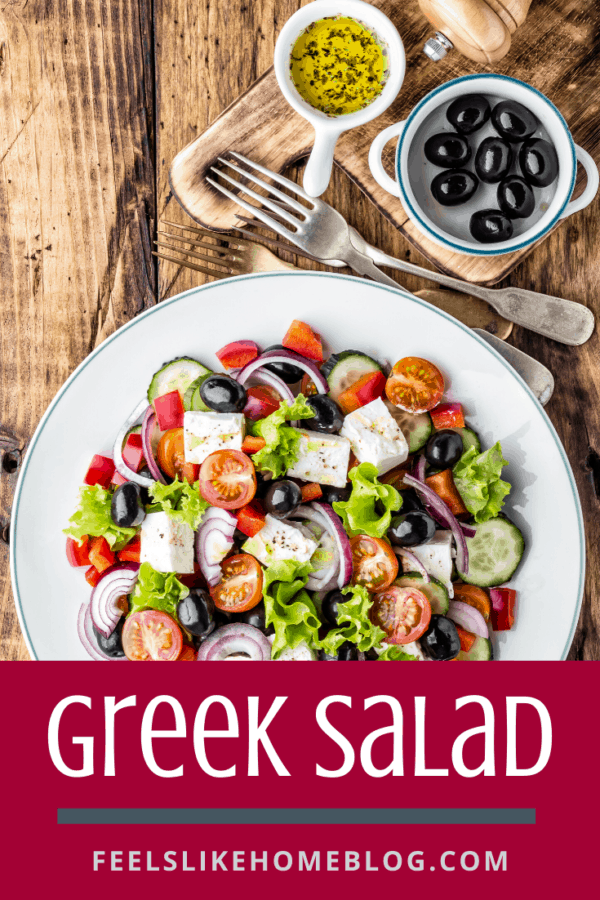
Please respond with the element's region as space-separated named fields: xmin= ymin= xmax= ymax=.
xmin=321 ymin=484 xmax=351 ymax=505
xmin=254 ymin=470 xmax=272 ymax=499
xmin=264 ymin=479 xmax=302 ymax=518
xmin=199 ymin=374 xmax=247 ymax=413
xmin=425 ymin=429 xmax=464 ymax=469
xmin=111 ymin=482 xmax=146 ymax=528
xmin=446 ymin=94 xmax=491 ymax=135
xmin=241 ymin=601 xmax=274 ymax=635
xmin=421 ymin=615 xmax=461 ymax=660
xmin=306 ymin=395 xmax=344 ymax=433
xmin=474 ymin=136 xmax=513 ymax=184
xmin=469 ymin=209 xmax=514 ymax=243
xmin=519 ymin=137 xmax=559 ymax=187
xmin=177 ymin=588 xmax=216 ymax=637
xmin=234 ymin=527 xmax=249 ymax=545
xmin=337 ymin=641 xmax=358 ymax=661
xmin=398 ymin=489 xmax=424 ymax=513
xmin=319 ymin=648 xmax=338 ymax=661
xmin=424 ymin=132 xmax=472 ymax=168
xmin=497 ymin=175 xmax=536 ymax=219
xmin=322 ymin=589 xmax=344 ymax=626
xmin=388 ymin=510 xmax=436 ymax=547
xmin=491 ymin=100 xmax=538 ymax=143
xmin=263 ymin=344 xmax=304 ymax=384
xmin=137 ymin=467 xmax=153 ymax=505
xmin=431 ymin=169 xmax=478 ymax=206
xmin=93 ymin=618 xmax=125 ymax=658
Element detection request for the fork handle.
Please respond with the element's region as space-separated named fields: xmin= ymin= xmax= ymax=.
xmin=365 ymin=244 xmax=595 ymax=346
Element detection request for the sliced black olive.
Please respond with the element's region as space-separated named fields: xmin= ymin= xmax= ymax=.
xmin=306 ymin=395 xmax=344 ymax=433
xmin=241 ymin=601 xmax=274 ymax=635
xmin=263 ymin=344 xmax=304 ymax=384
xmin=177 ymin=589 xmax=216 ymax=638
xmin=519 ymin=138 xmax=559 ymax=187
xmin=111 ymin=482 xmax=146 ymax=528
xmin=491 ymin=100 xmax=538 ymax=143
xmin=431 ymin=169 xmax=478 ymax=206
xmin=421 ymin=615 xmax=461 ymax=660
xmin=337 ymin=641 xmax=358 ymax=661
xmin=497 ymin=175 xmax=536 ymax=219
xmin=398 ymin=489 xmax=425 ymax=513
xmin=474 ymin=136 xmax=513 ymax=184
xmin=199 ymin=374 xmax=247 ymax=412
xmin=388 ymin=510 xmax=436 ymax=547
xmin=264 ymin=479 xmax=302 ymax=518
xmin=446 ymin=94 xmax=491 ymax=135
xmin=321 ymin=484 xmax=351 ymax=505
xmin=93 ymin=618 xmax=125 ymax=658
xmin=469 ymin=209 xmax=514 ymax=243
xmin=322 ymin=589 xmax=344 ymax=626
xmin=424 ymin=132 xmax=472 ymax=168
xmin=425 ymin=429 xmax=464 ymax=469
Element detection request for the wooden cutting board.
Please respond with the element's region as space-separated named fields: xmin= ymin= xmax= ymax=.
xmin=170 ymin=0 xmax=599 ymax=286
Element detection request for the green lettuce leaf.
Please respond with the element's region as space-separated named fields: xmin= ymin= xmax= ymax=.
xmin=147 ymin=478 xmax=208 ymax=530
xmin=333 ymin=462 xmax=402 ymax=538
xmin=64 ymin=484 xmax=136 ymax=550
xmin=378 ymin=644 xmax=418 ymax=661
xmin=128 ymin=562 xmax=190 ymax=619
xmin=452 ymin=441 xmax=511 ymax=523
xmin=263 ymin=558 xmax=321 ymax=658
xmin=251 ymin=395 xmax=315 ymax=478
xmin=319 ymin=583 xmax=386 ymax=655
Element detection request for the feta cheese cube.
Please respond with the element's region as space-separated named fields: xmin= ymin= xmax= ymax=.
xmin=286 ymin=429 xmax=351 ymax=488
xmin=140 ymin=511 xmax=195 ymax=574
xmin=183 ymin=410 xmax=245 ymax=465
xmin=399 ymin=529 xmax=455 ymax=598
xmin=243 ymin=514 xmax=318 ymax=566
xmin=340 ymin=396 xmax=409 ymax=475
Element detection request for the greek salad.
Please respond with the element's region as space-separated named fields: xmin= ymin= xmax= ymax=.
xmin=65 ymin=319 xmax=524 ymax=661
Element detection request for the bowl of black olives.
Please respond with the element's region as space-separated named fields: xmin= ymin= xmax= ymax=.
xmin=369 ymin=74 xmax=598 ymax=255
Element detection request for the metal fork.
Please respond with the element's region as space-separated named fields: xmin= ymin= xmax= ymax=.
xmin=207 ymin=151 xmax=595 ymax=345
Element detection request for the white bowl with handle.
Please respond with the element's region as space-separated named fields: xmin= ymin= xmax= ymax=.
xmin=274 ymin=0 xmax=405 ymax=198
xmin=369 ymin=74 xmax=599 ymax=256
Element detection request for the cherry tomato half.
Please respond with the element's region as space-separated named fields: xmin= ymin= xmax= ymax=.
xmin=157 ymin=428 xmax=199 ymax=484
xmin=122 ymin=610 xmax=183 ymax=661
xmin=199 ymin=449 xmax=257 ymax=510
xmin=369 ymin=586 xmax=431 ymax=644
xmin=385 ymin=357 xmax=445 ymax=413
xmin=350 ymin=535 xmax=398 ymax=592
xmin=210 ymin=554 xmax=263 ymax=613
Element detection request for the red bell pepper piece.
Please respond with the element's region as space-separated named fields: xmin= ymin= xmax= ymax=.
xmin=431 ymin=402 xmax=465 ymax=430
xmin=455 ymin=626 xmax=477 ymax=653
xmin=338 ymin=370 xmax=386 ymax=415
xmin=216 ymin=340 xmax=259 ymax=370
xmin=153 ymin=390 xmax=184 ymax=431
xmin=241 ymin=435 xmax=266 ymax=454
xmin=117 ymin=534 xmax=141 ymax=563
xmin=301 ymin=482 xmax=323 ymax=502
xmin=281 ymin=319 xmax=323 ymax=362
xmin=178 ymin=645 xmax=198 ymax=661
xmin=425 ymin=469 xmax=469 ymax=517
xmin=66 ymin=535 xmax=91 ymax=568
xmin=243 ymin=385 xmax=281 ymax=421
xmin=84 ymin=565 xmax=104 ymax=588
xmin=112 ymin=433 xmax=145 ymax=485
xmin=489 ymin=588 xmax=517 ymax=631
xmin=236 ymin=500 xmax=266 ymax=538
xmin=84 ymin=454 xmax=115 ymax=488
xmin=88 ymin=536 xmax=115 ymax=573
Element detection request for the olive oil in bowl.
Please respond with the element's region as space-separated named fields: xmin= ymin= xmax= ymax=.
xmin=290 ymin=16 xmax=389 ymax=117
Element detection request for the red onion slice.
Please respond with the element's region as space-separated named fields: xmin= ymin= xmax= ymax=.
xmin=195 ymin=508 xmax=236 ymax=586
xmin=77 ymin=603 xmax=125 ymax=661
xmin=394 ymin=547 xmax=430 ymax=583
xmin=404 ymin=473 xmax=469 ymax=575
xmin=236 ymin=366 xmax=295 ymax=403
xmin=90 ymin=563 xmax=140 ymax=638
xmin=311 ymin=502 xmax=353 ymax=589
xmin=288 ymin=509 xmax=341 ymax=591
xmin=197 ymin=623 xmax=272 ymax=660
xmin=141 ymin=406 xmax=167 ymax=484
xmin=113 ymin=399 xmax=155 ymax=487
xmin=411 ymin=453 xmax=475 ymax=538
xmin=448 ymin=600 xmax=489 ymax=639
xmin=414 ymin=453 xmax=427 ymax=482
xmin=236 ymin=349 xmax=328 ymax=394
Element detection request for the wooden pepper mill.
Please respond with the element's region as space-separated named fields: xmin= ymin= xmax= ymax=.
xmin=419 ymin=0 xmax=533 ymax=64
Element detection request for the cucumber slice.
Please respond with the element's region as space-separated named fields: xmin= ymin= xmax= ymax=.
xmin=183 ymin=374 xmax=213 ymax=411
xmin=321 ymin=350 xmax=382 ymax=402
xmin=456 ymin=517 xmax=524 ymax=587
xmin=457 ymin=635 xmax=493 ymax=661
xmin=395 ymin=573 xmax=449 ymax=615
xmin=452 ymin=426 xmax=481 ymax=455
xmin=385 ymin=401 xmax=433 ymax=453
xmin=147 ymin=358 xmax=212 ymax=405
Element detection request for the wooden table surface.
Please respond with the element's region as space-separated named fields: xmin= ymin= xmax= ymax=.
xmin=1 ymin=0 xmax=598 ymax=660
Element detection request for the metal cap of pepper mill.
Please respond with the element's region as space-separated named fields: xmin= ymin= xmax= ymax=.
xmin=423 ymin=32 xmax=454 ymax=61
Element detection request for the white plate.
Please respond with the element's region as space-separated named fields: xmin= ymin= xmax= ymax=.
xmin=10 ymin=272 xmax=585 ymax=660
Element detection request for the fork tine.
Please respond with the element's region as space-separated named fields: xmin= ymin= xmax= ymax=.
xmin=230 ymin=224 xmax=328 ymax=265
xmin=152 ymin=251 xmax=229 ymax=280
xmin=216 ymin=157 xmax=308 ymax=216
xmin=157 ymin=230 xmax=242 ymax=257
xmin=234 ymin=214 xmax=280 ymax=236
xmin=228 ymin=151 xmax=314 ymax=204
xmin=154 ymin=240 xmax=244 ymax=272
xmin=206 ymin=177 xmax=296 ymax=241
xmin=160 ymin=220 xmax=250 ymax=248
xmin=209 ymin=168 xmax=301 ymax=227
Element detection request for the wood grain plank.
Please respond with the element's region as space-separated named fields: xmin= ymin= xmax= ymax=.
xmin=0 ymin=0 xmax=155 ymax=660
